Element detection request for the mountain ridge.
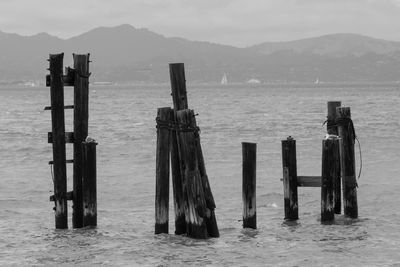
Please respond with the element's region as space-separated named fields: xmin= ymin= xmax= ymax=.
xmin=249 ymin=33 xmax=400 ymax=57
xmin=1 ymin=25 xmax=400 ymax=84
xmin=2 ymin=27 xmax=400 ymax=49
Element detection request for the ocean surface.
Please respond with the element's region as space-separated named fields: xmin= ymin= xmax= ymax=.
xmin=1 ymin=84 xmax=400 ymax=266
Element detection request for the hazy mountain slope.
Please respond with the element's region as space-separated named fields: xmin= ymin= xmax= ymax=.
xmin=249 ymin=33 xmax=400 ymax=57
xmin=1 ymin=26 xmax=400 ymax=84
xmin=0 ymin=31 xmax=65 ymax=81
xmin=63 ymin=24 xmax=260 ymax=82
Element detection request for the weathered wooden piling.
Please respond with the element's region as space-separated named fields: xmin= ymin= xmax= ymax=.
xmin=191 ymin=115 xmax=219 ymax=237
xmin=169 ymin=63 xmax=219 ymax=237
xmin=327 ymin=101 xmax=341 ymax=135
xmin=169 ymin=63 xmax=188 ymax=235
xmin=82 ymin=138 xmax=97 ymax=227
xmin=176 ymin=109 xmax=208 ymax=239
xmin=72 ymin=54 xmax=90 ymax=228
xmin=327 ymin=101 xmax=342 ymax=214
xmin=155 ymin=107 xmax=172 ymax=234
xmin=337 ymin=107 xmax=358 ymax=218
xmin=169 ymin=63 xmax=189 ymax=110
xmin=242 ymin=142 xmax=257 ymax=229
xmin=170 ymin=135 xmax=186 ymax=235
xmin=282 ymin=136 xmax=298 ymax=220
xmin=321 ymin=138 xmax=339 ymax=222
xmin=49 ymin=53 xmax=68 ymax=229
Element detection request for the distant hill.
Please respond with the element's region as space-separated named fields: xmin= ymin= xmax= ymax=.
xmin=1 ymin=25 xmax=400 ymax=84
xmin=249 ymin=33 xmax=400 ymax=57
xmin=62 ymin=24 xmax=259 ymax=83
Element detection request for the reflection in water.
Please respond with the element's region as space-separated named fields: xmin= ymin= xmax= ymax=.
xmin=238 ymin=228 xmax=259 ymax=242
xmin=281 ymin=220 xmax=301 ymax=228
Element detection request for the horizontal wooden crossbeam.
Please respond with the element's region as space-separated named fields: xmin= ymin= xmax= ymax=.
xmin=46 ymin=73 xmax=75 ymax=87
xmin=44 ymin=105 xmax=74 ymax=110
xmin=297 ymin=176 xmax=321 ymax=187
xmin=280 ymin=176 xmax=322 ymax=187
xmin=49 ymin=191 xmax=73 ymax=201
xmin=48 ymin=132 xmax=74 ymax=143
xmin=48 ymin=159 xmax=74 ymax=165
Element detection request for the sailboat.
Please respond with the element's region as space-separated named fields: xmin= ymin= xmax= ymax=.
xmin=314 ymin=77 xmax=320 ymax=84
xmin=221 ymin=73 xmax=228 ymax=85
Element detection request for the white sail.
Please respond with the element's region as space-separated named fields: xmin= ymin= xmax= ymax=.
xmin=221 ymin=73 xmax=228 ymax=85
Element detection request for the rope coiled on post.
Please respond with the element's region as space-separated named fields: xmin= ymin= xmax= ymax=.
xmin=155 ymin=117 xmax=200 ymax=133
xmin=335 ymin=117 xmax=356 ymax=141
xmin=323 ymin=116 xmax=363 ymax=186
xmin=322 ymin=118 xmax=336 ymax=130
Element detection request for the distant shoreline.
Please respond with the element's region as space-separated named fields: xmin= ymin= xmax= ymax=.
xmin=1 ymin=80 xmax=399 ymax=89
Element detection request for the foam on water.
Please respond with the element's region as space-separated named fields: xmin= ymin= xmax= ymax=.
xmin=1 ymin=85 xmax=400 ymax=266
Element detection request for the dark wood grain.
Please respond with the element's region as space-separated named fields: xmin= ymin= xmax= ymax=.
xmin=49 ymin=53 xmax=68 ymax=229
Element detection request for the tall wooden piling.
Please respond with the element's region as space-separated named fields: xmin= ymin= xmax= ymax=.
xmin=155 ymin=107 xmax=172 ymax=234
xmin=327 ymin=101 xmax=342 ymax=214
xmin=242 ymin=142 xmax=257 ymax=229
xmin=82 ymin=138 xmax=97 ymax=227
xmin=191 ymin=115 xmax=219 ymax=237
xmin=49 ymin=53 xmax=68 ymax=229
xmin=169 ymin=63 xmax=219 ymax=237
xmin=169 ymin=63 xmax=188 ymax=110
xmin=72 ymin=54 xmax=90 ymax=228
xmin=176 ymin=109 xmax=208 ymax=239
xmin=321 ymin=138 xmax=339 ymax=222
xmin=169 ymin=63 xmax=188 ymax=234
xmin=170 ymin=134 xmax=186 ymax=234
xmin=282 ymin=136 xmax=298 ymax=220
xmin=337 ymin=107 xmax=358 ymax=218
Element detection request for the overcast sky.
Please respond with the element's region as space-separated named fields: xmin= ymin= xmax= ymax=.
xmin=1 ymin=0 xmax=400 ymax=47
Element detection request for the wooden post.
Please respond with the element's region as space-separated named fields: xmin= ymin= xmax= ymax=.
xmin=321 ymin=138 xmax=339 ymax=222
xmin=73 ymin=53 xmax=90 ymax=228
xmin=337 ymin=107 xmax=358 ymax=218
xmin=327 ymin=101 xmax=342 ymax=214
xmin=242 ymin=142 xmax=257 ymax=229
xmin=282 ymin=136 xmax=298 ymax=220
xmin=191 ymin=115 xmax=219 ymax=237
xmin=169 ymin=63 xmax=219 ymax=237
xmin=169 ymin=63 xmax=187 ymax=234
xmin=82 ymin=138 xmax=97 ymax=227
xmin=327 ymin=101 xmax=341 ymax=135
xmin=176 ymin=109 xmax=208 ymax=239
xmin=169 ymin=63 xmax=188 ymax=110
xmin=49 ymin=53 xmax=68 ymax=229
xmin=170 ymin=132 xmax=186 ymax=234
xmin=155 ymin=107 xmax=172 ymax=234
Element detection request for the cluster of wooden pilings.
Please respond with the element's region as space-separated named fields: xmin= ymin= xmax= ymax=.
xmin=46 ymin=53 xmax=97 ymax=229
xmin=44 ymin=54 xmax=359 ymax=232
xmin=239 ymin=101 xmax=359 ymax=230
xmin=153 ymin=64 xmax=360 ymax=236
xmin=155 ymin=63 xmax=219 ymax=239
xmin=282 ymin=102 xmax=358 ymax=222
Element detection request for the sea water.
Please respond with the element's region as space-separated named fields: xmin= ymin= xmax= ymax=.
xmin=1 ymin=84 xmax=400 ymax=266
